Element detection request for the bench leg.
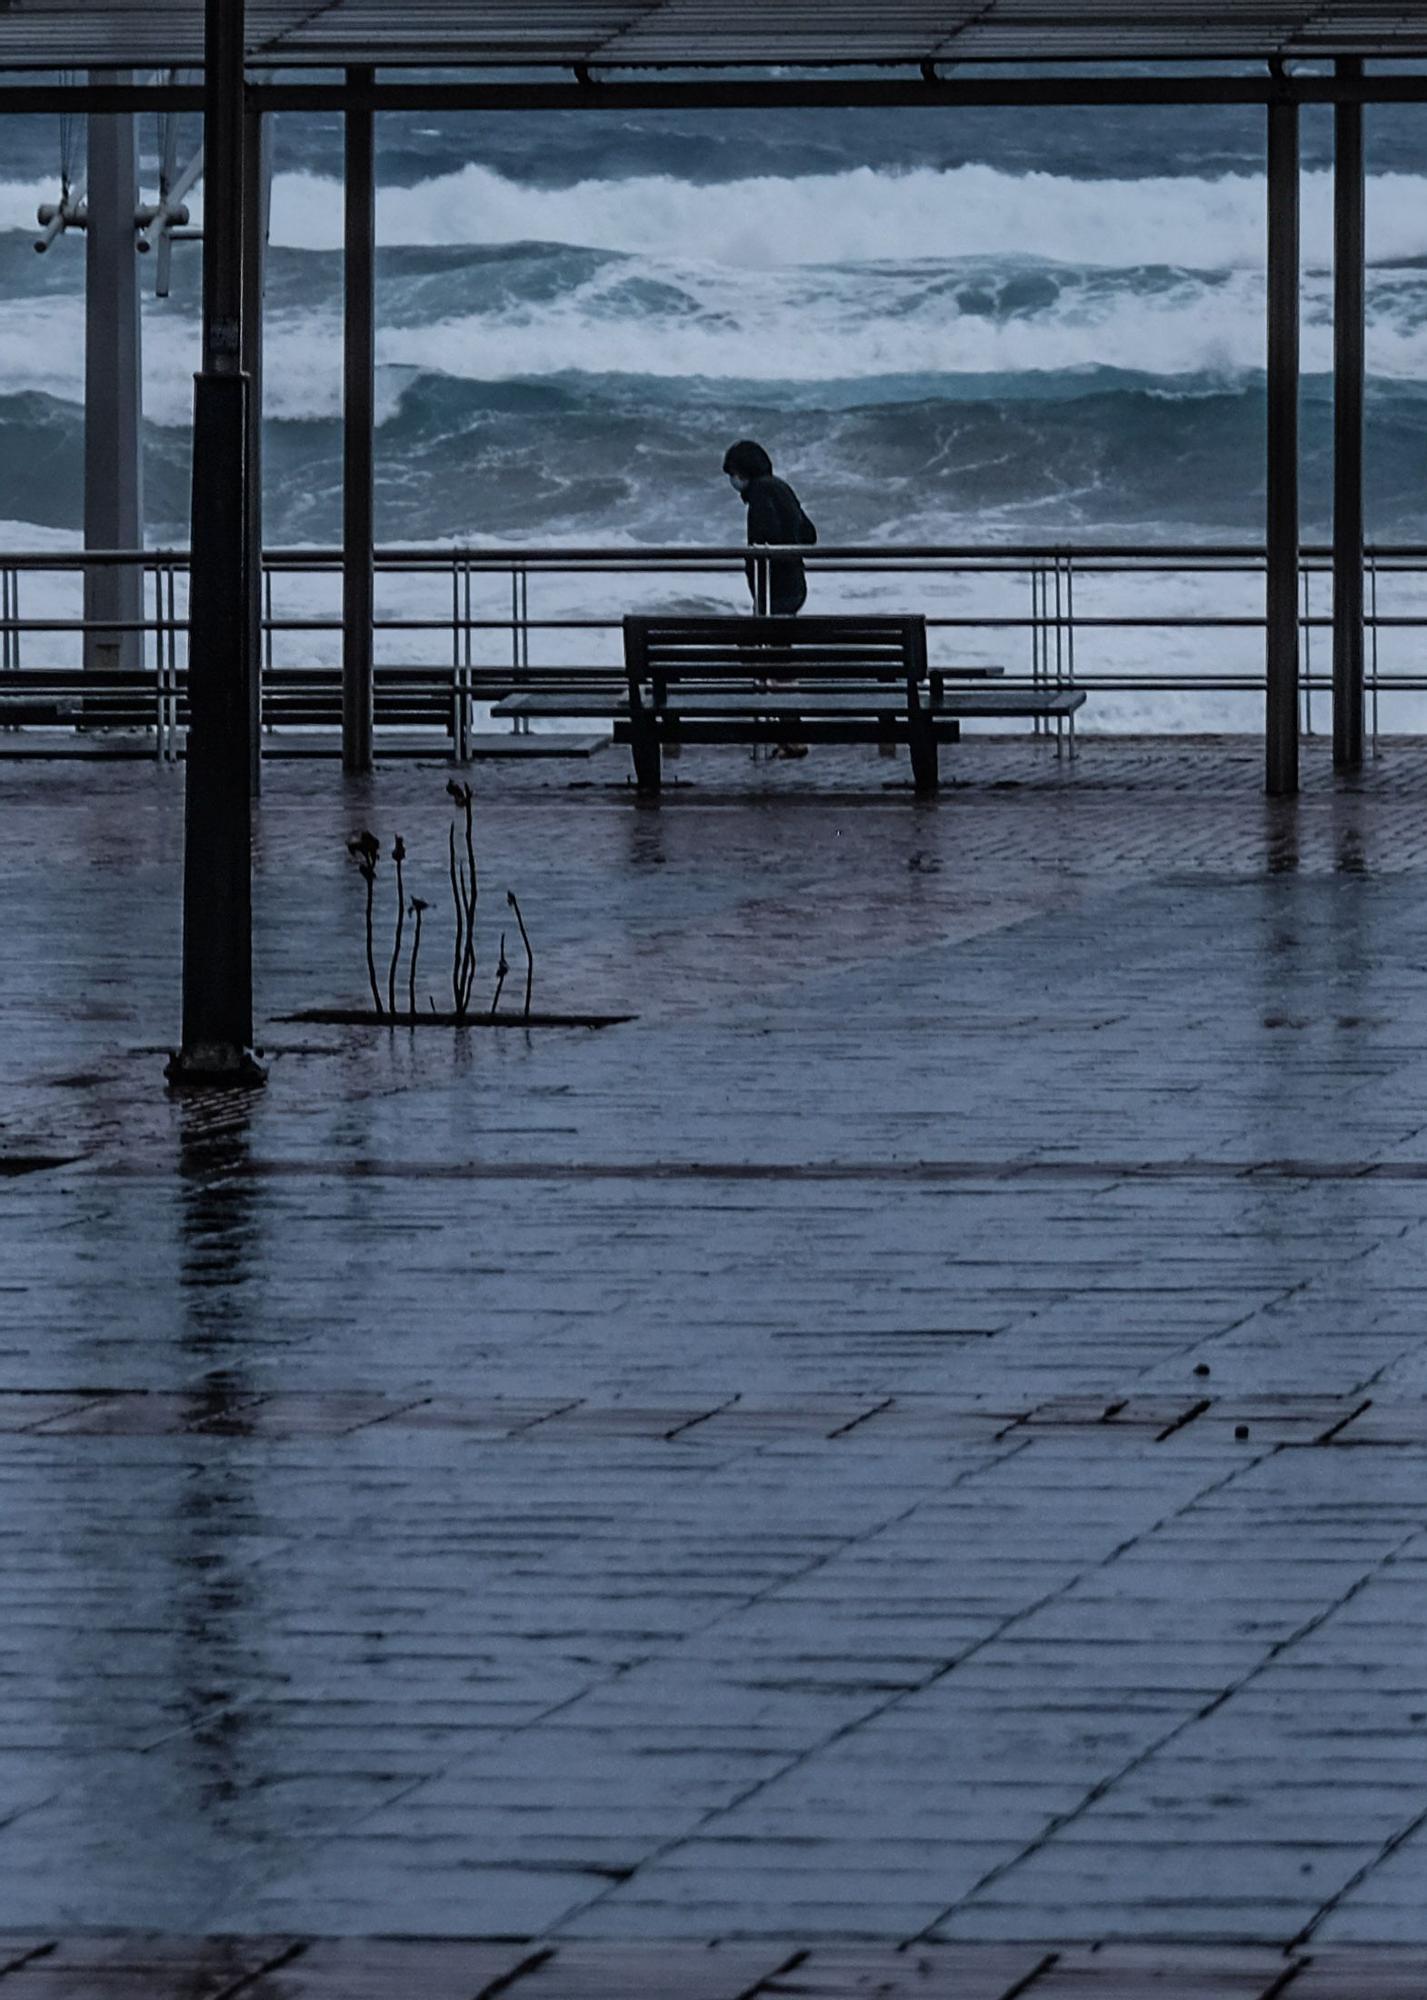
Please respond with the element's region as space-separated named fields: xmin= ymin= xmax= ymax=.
xmin=908 ymin=711 xmax=939 ymax=796
xmin=630 ymin=706 xmax=661 ymax=794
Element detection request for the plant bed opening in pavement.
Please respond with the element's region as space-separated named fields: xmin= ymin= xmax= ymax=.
xmin=281 ymin=1008 xmax=633 ymax=1030
xmin=339 ymin=779 xmax=624 ymax=1028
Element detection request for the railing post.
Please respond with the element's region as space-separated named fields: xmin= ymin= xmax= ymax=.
xmin=450 ymin=556 xmax=462 ymax=756
xmin=150 ymin=561 xmax=163 ymax=760
xmin=461 ymin=558 xmax=474 ymax=759
xmin=1333 ymin=55 xmax=1366 ymax=773
xmin=342 ymin=65 xmax=375 ymax=773
xmin=1266 ymin=78 xmax=1301 ymax=798
xmin=1369 ymin=553 xmax=1380 ymax=753
xmin=1064 ymin=554 xmax=1077 ymax=760
xmin=169 ymin=0 xmax=261 ymax=1082
xmin=170 ymin=561 xmax=181 ymax=761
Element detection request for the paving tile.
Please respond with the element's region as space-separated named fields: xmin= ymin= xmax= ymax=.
xmin=1016 ymin=1944 xmax=1296 ymax=1995
xmin=0 ymin=1396 xmax=106 ymax=1434
xmin=510 ymin=1940 xmax=804 ymax=1997
xmin=1287 ymin=1947 xmax=1427 ymax=1995
xmin=0 ymin=1935 xmax=295 ymax=1995
xmin=757 ymin=1944 xmax=1056 ymax=1996
xmin=231 ymin=1937 xmax=542 ymax=1998
xmin=0 ymin=1944 xmax=52 ymax=1979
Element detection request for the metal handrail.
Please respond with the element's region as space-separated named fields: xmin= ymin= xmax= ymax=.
xmin=0 ymin=541 xmax=1422 ymax=761
xmin=11 ymin=541 xmax=1427 ymax=566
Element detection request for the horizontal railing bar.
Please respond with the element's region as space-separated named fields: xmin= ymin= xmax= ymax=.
xmin=6 ymin=616 xmax=1418 ymax=638
xmin=13 ymin=541 xmax=1427 ymax=568
xmin=1 ymin=544 xmax=1423 ymax=751
xmin=10 ymin=670 xmax=1420 ymax=687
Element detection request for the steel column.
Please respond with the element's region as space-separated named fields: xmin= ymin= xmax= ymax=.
xmin=169 ymin=0 xmax=260 ymax=1082
xmin=342 ymin=65 xmax=376 ymax=773
xmin=1266 ymin=88 xmax=1301 ymax=798
xmin=1333 ymin=56 xmax=1366 ymax=772
xmin=83 ymin=75 xmax=144 ymax=675
xmin=243 ymin=102 xmax=270 ymax=796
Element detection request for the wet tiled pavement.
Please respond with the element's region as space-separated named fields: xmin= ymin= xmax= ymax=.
xmin=6 ymin=738 xmax=1427 ymax=1992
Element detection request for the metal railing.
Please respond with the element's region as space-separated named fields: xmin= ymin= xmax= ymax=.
xmin=0 ymin=540 xmax=1422 ymax=758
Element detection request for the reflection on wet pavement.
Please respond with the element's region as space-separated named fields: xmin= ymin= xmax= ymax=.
xmin=4 ymin=742 xmax=1427 ymax=1981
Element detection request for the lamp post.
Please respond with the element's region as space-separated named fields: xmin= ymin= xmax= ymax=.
xmin=168 ymin=0 xmax=263 ymax=1083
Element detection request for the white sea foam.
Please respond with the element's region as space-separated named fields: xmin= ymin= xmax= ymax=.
xmin=9 ymin=158 xmax=1427 ymax=268
xmin=10 ymin=255 xmax=1427 ymax=423
xmin=258 ymin=162 xmax=1427 ymax=270
xmin=8 ymin=158 xmax=1427 ymax=416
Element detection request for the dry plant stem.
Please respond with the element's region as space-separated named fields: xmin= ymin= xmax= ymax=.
xmin=409 ymin=904 xmax=424 ymax=1023
xmin=461 ymin=791 xmax=478 ymax=1009
xmin=458 ymin=863 xmax=476 ymax=1014
xmin=448 ymin=825 xmax=466 ymax=1018
xmin=490 ymin=931 xmax=509 ymax=1014
xmin=364 ymin=874 xmax=383 ymax=1019
xmin=507 ymin=890 xmax=534 ymax=1018
xmin=388 ymin=842 xmax=406 ymax=1019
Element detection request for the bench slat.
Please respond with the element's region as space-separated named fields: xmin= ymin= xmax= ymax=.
xmin=637 ymin=616 xmax=912 ymax=634
xmin=496 ymin=687 xmax=1082 ymax=721
xmin=934 ymin=690 xmax=1085 ymax=716
xmin=614 ymin=719 xmax=943 ymax=747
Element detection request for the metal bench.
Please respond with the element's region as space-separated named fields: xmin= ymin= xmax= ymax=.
xmin=0 ymin=668 xmax=162 ymax=731
xmin=0 ymin=664 xmax=509 ymax=757
xmin=492 ymin=614 xmax=1083 ymax=795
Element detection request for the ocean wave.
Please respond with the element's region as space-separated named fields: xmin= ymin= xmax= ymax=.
xmin=237 ymin=164 xmax=1427 ymax=267
xmin=12 ymin=258 xmax=1427 ymax=427
xmin=11 ymin=160 xmax=1427 ymax=269
xmin=7 ymin=371 xmax=1427 ymax=549
xmin=10 ymin=156 xmax=1427 ymax=424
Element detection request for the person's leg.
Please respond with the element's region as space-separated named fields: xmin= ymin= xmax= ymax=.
xmin=768 ymin=580 xmax=808 ymax=756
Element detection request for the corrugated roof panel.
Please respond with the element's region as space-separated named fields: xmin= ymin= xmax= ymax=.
xmin=261 ymin=2 xmax=662 ymax=61
xmin=4 ymin=0 xmax=1427 ymax=71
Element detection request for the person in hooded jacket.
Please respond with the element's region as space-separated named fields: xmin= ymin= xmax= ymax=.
xmin=722 ymin=440 xmax=816 ymax=616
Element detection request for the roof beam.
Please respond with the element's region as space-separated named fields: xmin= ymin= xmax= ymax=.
xmin=7 ymin=70 xmax=1427 ymax=114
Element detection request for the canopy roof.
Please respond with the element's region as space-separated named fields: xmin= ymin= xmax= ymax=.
xmin=10 ymin=2 xmax=1427 ymax=72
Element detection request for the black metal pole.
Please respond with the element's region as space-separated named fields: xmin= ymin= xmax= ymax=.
xmin=168 ymin=0 xmax=260 ymax=1083
xmin=343 ymin=65 xmax=375 ymax=773
xmin=1333 ymin=56 xmax=1366 ymax=773
xmin=1266 ymin=85 xmax=1301 ymax=799
xmin=242 ymin=100 xmax=269 ymax=799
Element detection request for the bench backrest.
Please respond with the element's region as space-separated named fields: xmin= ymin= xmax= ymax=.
xmin=624 ymin=615 xmax=927 ymax=692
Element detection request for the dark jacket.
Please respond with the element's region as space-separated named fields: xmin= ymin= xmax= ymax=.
xmin=742 ymin=473 xmax=814 ymax=614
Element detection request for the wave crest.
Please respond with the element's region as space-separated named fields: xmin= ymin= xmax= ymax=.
xmin=264 ymin=162 xmax=1427 ymax=269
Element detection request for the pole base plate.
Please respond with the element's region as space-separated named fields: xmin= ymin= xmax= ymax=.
xmin=164 ymin=1044 xmax=268 ymax=1087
